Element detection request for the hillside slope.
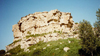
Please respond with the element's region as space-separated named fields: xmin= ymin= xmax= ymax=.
xmin=8 ymin=38 xmax=81 ymax=56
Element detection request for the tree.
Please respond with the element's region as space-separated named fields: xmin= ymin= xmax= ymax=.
xmin=94 ymin=9 xmax=100 ymax=46
xmin=79 ymin=20 xmax=97 ymax=56
xmin=0 ymin=49 xmax=5 ymax=56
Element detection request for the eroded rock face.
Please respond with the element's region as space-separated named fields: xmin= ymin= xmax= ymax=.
xmin=12 ymin=24 xmax=22 ymax=41
xmin=13 ymin=9 xmax=74 ymax=40
xmin=17 ymin=9 xmax=74 ymax=33
xmin=6 ymin=9 xmax=76 ymax=52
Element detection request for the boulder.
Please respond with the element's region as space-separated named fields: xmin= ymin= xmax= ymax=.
xmin=63 ymin=47 xmax=70 ymax=52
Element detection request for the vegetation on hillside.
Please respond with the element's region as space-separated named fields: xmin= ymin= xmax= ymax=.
xmin=79 ymin=20 xmax=98 ymax=56
xmin=26 ymin=30 xmax=63 ymax=39
xmin=8 ymin=38 xmax=81 ymax=56
xmin=94 ymin=9 xmax=100 ymax=47
xmin=8 ymin=39 xmax=21 ymax=46
xmin=27 ymin=31 xmax=31 ymax=34
xmin=7 ymin=45 xmax=24 ymax=56
xmin=53 ymin=30 xmax=62 ymax=34
xmin=26 ymin=32 xmax=52 ymax=39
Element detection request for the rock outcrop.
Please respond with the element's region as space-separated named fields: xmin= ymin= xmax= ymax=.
xmin=6 ymin=9 xmax=78 ymax=52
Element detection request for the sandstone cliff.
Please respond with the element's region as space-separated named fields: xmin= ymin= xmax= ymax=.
xmin=6 ymin=9 xmax=78 ymax=52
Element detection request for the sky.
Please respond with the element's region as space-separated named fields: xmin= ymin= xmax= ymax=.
xmin=0 ymin=0 xmax=100 ymax=50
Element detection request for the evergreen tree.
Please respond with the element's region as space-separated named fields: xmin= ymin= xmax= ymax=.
xmin=79 ymin=20 xmax=97 ymax=56
xmin=94 ymin=9 xmax=100 ymax=44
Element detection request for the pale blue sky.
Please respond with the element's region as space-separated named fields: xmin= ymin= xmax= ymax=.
xmin=0 ymin=0 xmax=100 ymax=50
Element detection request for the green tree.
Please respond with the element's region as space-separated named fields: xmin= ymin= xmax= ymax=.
xmin=79 ymin=20 xmax=97 ymax=56
xmin=94 ymin=9 xmax=100 ymax=46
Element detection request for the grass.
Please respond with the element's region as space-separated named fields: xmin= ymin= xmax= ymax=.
xmin=26 ymin=32 xmax=52 ymax=39
xmin=54 ymin=30 xmax=65 ymax=37
xmin=54 ymin=30 xmax=62 ymax=34
xmin=14 ymin=38 xmax=81 ymax=56
xmin=26 ymin=30 xmax=62 ymax=39
xmin=8 ymin=39 xmax=21 ymax=46
xmin=8 ymin=30 xmax=82 ymax=56
xmin=7 ymin=45 xmax=24 ymax=56
xmin=7 ymin=38 xmax=100 ymax=56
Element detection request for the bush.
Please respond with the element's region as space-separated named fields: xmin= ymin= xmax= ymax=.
xmin=75 ymin=22 xmax=78 ymax=24
xmin=0 ymin=50 xmax=5 ymax=54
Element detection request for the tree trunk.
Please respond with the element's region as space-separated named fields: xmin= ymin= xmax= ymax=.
xmin=91 ymin=52 xmax=93 ymax=56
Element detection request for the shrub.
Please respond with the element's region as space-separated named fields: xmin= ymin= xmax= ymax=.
xmin=75 ymin=22 xmax=78 ymax=24
xmin=0 ymin=50 xmax=5 ymax=54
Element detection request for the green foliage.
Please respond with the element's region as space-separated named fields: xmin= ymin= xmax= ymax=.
xmin=27 ymin=31 xmax=31 ymax=34
xmin=94 ymin=9 xmax=100 ymax=47
xmin=8 ymin=39 xmax=21 ymax=46
xmin=25 ymin=38 xmax=81 ymax=56
xmin=26 ymin=30 xmax=62 ymax=39
xmin=79 ymin=20 xmax=97 ymax=55
xmin=16 ymin=52 xmax=30 ymax=56
xmin=8 ymin=38 xmax=81 ymax=56
xmin=75 ymin=22 xmax=78 ymax=24
xmin=54 ymin=30 xmax=62 ymax=34
xmin=26 ymin=32 xmax=52 ymax=39
xmin=7 ymin=45 xmax=24 ymax=55
xmin=54 ymin=30 xmax=56 ymax=33
xmin=13 ymin=39 xmax=21 ymax=44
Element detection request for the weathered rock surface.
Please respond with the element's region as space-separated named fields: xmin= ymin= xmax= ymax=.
xmin=6 ymin=9 xmax=78 ymax=52
xmin=63 ymin=47 xmax=70 ymax=52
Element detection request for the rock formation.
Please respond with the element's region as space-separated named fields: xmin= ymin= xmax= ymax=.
xmin=6 ymin=9 xmax=78 ymax=52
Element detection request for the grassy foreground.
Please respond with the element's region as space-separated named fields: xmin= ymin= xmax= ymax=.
xmin=8 ymin=38 xmax=81 ymax=56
